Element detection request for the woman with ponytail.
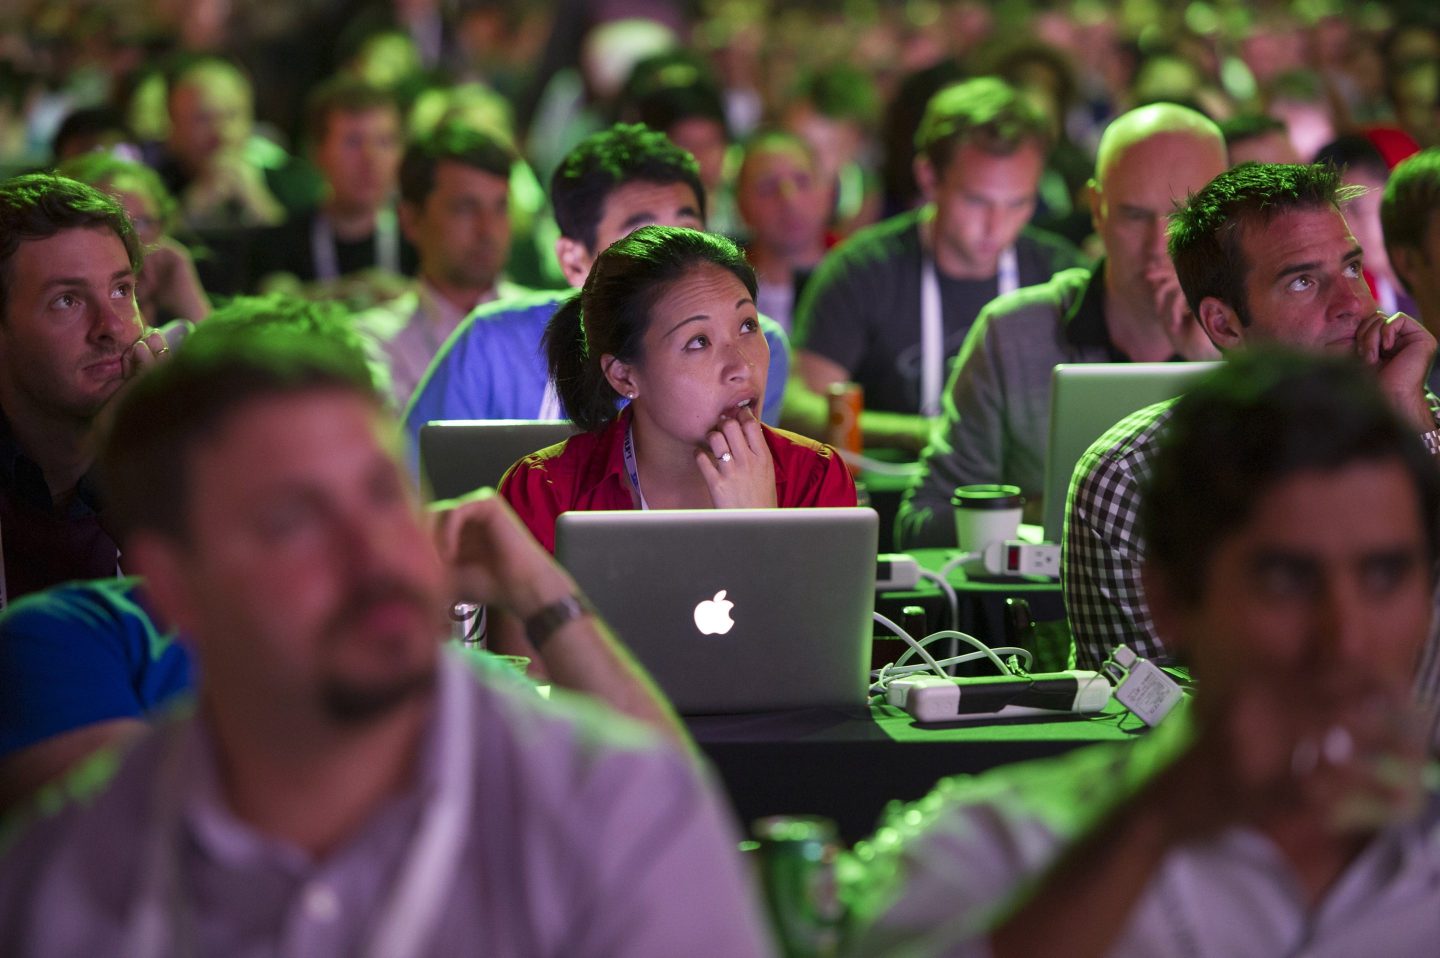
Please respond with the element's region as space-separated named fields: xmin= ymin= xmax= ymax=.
xmin=499 ymin=225 xmax=856 ymax=553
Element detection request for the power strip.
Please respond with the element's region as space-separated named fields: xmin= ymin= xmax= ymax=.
xmin=980 ymin=540 xmax=1060 ymax=578
xmin=887 ymin=671 xmax=1111 ymax=723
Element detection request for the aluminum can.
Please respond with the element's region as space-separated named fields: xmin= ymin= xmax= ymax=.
xmin=748 ymin=815 xmax=845 ymax=957
xmin=826 ymin=382 xmax=863 ymax=461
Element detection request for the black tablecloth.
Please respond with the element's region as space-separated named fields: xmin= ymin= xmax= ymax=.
xmin=691 ymin=702 xmax=1140 ymax=842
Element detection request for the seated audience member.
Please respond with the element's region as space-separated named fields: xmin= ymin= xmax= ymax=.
xmin=734 ymin=129 xmax=832 ymax=334
xmin=846 ymin=349 xmax=1440 ymax=956
xmin=896 ymin=104 xmax=1227 ymax=547
xmin=59 ymin=153 xmax=212 ymax=326
xmin=49 ymin=107 xmax=136 ymax=164
xmin=0 ymin=296 xmax=368 ymax=813
xmin=781 ymin=64 xmax=882 ymax=236
xmin=356 ymin=124 xmax=524 ymax=407
xmin=404 ymin=123 xmax=790 ymax=447
xmin=1382 ymin=148 xmax=1440 ymax=393
xmin=1220 ymin=114 xmax=1303 ymax=166
xmin=1064 ymin=163 xmax=1439 ymax=672
xmin=249 ymin=78 xmax=418 ymax=290
xmin=0 ymin=325 xmax=773 ymax=955
xmin=1314 ymin=133 xmax=1414 ymax=315
xmin=0 ymin=173 xmax=170 ymax=608
xmin=500 ymin=225 xmax=855 ymax=554
xmin=150 ymin=56 xmax=294 ymax=229
xmin=0 ymin=294 xmax=691 ymax=814
xmin=784 ymin=77 xmax=1084 ymax=452
xmin=622 ymin=53 xmax=739 ymax=237
xmin=0 ymin=577 xmax=188 ymax=813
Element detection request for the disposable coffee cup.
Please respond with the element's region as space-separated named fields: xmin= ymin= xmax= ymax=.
xmin=951 ymin=484 xmax=1025 ymax=555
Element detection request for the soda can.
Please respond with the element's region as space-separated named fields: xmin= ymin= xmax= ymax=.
xmin=450 ymin=602 xmax=483 ymax=645
xmin=747 ymin=815 xmax=846 ymax=957
xmin=826 ymin=382 xmax=863 ymax=462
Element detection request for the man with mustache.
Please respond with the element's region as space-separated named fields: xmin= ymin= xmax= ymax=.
xmin=1065 ymin=162 xmax=1440 ymax=681
xmin=0 ymin=173 xmax=170 ymax=609
xmin=0 ymin=323 xmax=773 ymax=956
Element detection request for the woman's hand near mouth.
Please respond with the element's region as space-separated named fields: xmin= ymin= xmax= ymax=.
xmin=696 ymin=405 xmax=777 ymax=508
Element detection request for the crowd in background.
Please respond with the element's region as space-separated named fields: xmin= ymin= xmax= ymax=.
xmin=0 ymin=0 xmax=1433 ymax=314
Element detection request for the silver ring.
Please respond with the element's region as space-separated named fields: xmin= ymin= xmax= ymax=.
xmin=720 ymin=452 xmax=733 ymax=463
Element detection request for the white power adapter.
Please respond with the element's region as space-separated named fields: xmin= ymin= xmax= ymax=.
xmin=1106 ymin=645 xmax=1183 ymax=726
xmin=980 ymin=540 xmax=1060 ymax=578
xmin=875 ymin=554 xmax=922 ymax=590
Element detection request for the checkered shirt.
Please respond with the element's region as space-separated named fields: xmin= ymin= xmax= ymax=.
xmin=1061 ymin=394 xmax=1440 ymax=745
xmin=1061 ymin=400 xmax=1175 ymax=670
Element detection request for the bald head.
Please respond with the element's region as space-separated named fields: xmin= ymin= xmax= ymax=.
xmin=1095 ymin=103 xmax=1225 ymax=188
xmin=1090 ymin=103 xmax=1228 ymax=323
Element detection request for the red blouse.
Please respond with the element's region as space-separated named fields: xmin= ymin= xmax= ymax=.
xmin=499 ymin=409 xmax=858 ymax=553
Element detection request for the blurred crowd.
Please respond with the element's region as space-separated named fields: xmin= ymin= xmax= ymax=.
xmin=0 ymin=0 xmax=1432 ymax=312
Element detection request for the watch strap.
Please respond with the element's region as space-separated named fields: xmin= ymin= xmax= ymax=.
xmin=523 ymin=594 xmax=595 ymax=648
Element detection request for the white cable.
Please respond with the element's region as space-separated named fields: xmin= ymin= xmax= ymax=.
xmin=869 ymin=619 xmax=1038 ymax=696
xmin=916 ymin=569 xmax=959 ymax=632
xmin=906 ymin=629 xmax=1015 ymax=675
xmin=872 ymin=647 xmax=1033 ymax=681
xmin=872 ymin=612 xmax=948 ymax=678
xmin=938 ymin=551 xmax=981 ymax=579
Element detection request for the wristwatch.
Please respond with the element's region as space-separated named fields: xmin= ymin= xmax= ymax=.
xmin=1422 ymin=428 xmax=1440 ymax=456
xmin=523 ymin=594 xmax=596 ymax=648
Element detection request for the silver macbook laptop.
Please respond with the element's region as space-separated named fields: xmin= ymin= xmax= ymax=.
xmin=419 ymin=420 xmax=576 ymax=500
xmin=556 ymin=508 xmax=878 ymax=714
xmin=1041 ymin=362 xmax=1219 ymax=541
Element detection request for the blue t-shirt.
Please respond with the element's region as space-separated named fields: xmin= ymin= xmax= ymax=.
xmin=0 ymin=578 xmax=192 ymax=757
xmin=402 ymin=289 xmax=791 ymax=460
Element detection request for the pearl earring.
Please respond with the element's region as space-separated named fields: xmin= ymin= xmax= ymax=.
xmin=626 ymin=391 xmax=637 ymax=399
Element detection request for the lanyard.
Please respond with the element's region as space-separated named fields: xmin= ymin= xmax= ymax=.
xmin=310 ymin=206 xmax=401 ymax=282
xmin=918 ymin=231 xmax=1018 ymax=417
xmin=121 ymin=649 xmax=476 ymax=958
xmin=622 ymin=423 xmax=650 ymax=511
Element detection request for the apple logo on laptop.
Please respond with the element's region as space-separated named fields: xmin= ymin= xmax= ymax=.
xmin=693 ymin=590 xmax=736 ymax=635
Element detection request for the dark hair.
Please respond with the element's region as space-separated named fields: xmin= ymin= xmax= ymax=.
xmin=549 ymin=123 xmax=705 ymax=251
xmin=1142 ymin=347 xmax=1440 ymax=607
xmin=544 ymin=225 xmax=755 ymax=431
xmin=59 ymin=152 xmax=179 ymax=236
xmin=619 ymin=52 xmax=729 ymax=136
xmin=1382 ymin=148 xmax=1440 ymax=297
xmin=0 ymin=173 xmax=142 ymax=324
xmin=99 ymin=295 xmax=380 ymax=544
xmin=1167 ymin=162 xmax=1358 ymax=323
xmin=795 ymin=63 xmax=880 ymax=128
xmin=51 ymin=106 xmax=134 ymax=161
xmin=914 ymin=77 xmax=1050 ymax=175
xmin=305 ymin=76 xmax=401 ymax=148
xmin=1218 ymin=113 xmax=1289 ymax=148
xmin=398 ymin=122 xmax=515 ymax=207
xmin=1312 ymin=134 xmax=1388 ymax=180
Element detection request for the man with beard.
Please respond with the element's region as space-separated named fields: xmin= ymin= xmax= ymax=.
xmin=0 ymin=323 xmax=773 ymax=956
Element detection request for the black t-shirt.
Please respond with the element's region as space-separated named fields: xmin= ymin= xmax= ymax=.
xmin=792 ymin=210 xmax=1085 ymax=413
xmin=246 ymin=209 xmax=419 ymax=290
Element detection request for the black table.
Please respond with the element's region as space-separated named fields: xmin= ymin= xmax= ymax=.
xmin=691 ymin=702 xmax=1140 ymax=842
